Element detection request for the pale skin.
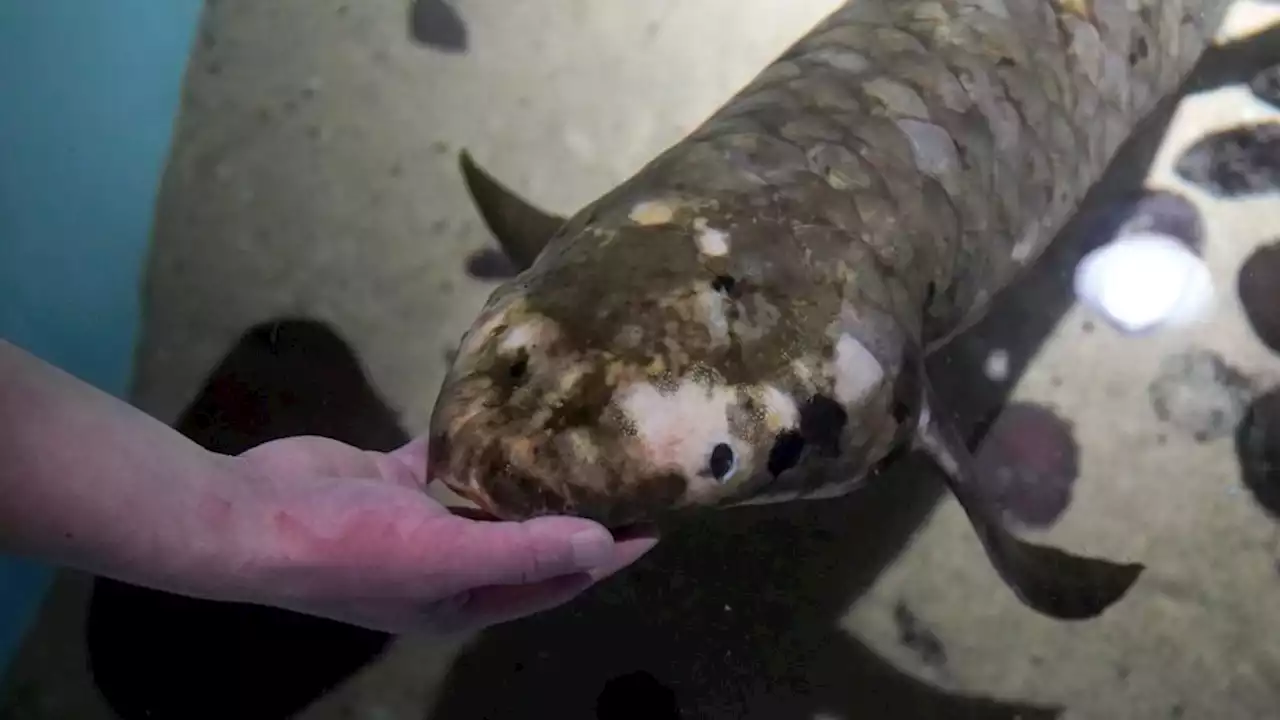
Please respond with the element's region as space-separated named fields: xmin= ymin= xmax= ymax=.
xmin=0 ymin=339 xmax=658 ymax=635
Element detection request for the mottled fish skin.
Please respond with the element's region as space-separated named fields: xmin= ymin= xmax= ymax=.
xmin=430 ymin=1 xmax=1227 ymax=530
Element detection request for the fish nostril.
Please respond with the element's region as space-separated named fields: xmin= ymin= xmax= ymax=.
xmin=509 ymin=354 xmax=528 ymax=380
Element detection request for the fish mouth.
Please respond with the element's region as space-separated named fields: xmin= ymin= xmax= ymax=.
xmin=428 ymin=425 xmax=574 ymax=523
xmin=428 ymin=418 xmax=687 ymax=530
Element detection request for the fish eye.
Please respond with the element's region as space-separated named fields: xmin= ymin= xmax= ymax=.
xmin=708 ymin=442 xmax=737 ymax=482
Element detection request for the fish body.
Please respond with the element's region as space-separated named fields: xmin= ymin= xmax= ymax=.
xmin=431 ymin=1 xmax=1233 ymax=619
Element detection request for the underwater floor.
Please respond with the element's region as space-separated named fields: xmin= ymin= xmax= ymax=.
xmin=6 ymin=1 xmax=1280 ymax=718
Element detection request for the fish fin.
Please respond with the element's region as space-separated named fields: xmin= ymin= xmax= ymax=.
xmin=457 ymin=149 xmax=567 ymax=270
xmin=912 ymin=379 xmax=1143 ymax=620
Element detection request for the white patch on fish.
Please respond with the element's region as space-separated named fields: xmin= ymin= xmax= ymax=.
xmin=791 ymin=359 xmax=815 ymax=384
xmin=694 ymin=287 xmax=731 ymax=344
xmin=896 ymin=119 xmax=960 ymax=179
xmin=616 ymin=379 xmax=745 ymax=499
xmin=557 ymin=428 xmax=600 ymax=464
xmin=760 ymin=385 xmax=800 ymax=431
xmin=499 ymin=322 xmax=538 ymax=352
xmin=458 ymin=301 xmax=519 ymax=358
xmin=629 ymin=200 xmax=675 ymax=225
xmin=832 ymin=333 xmax=885 ymax=405
xmin=693 ymin=217 xmax=730 ymax=256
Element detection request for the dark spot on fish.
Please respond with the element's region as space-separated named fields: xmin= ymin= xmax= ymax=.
xmin=1174 ymin=122 xmax=1280 ymax=199
xmin=508 ymin=353 xmax=529 ymax=383
xmin=996 ymin=56 xmax=1015 ymax=67
xmin=710 ymin=274 xmax=736 ymax=296
xmin=596 ymin=671 xmax=682 ymax=720
xmin=431 ymin=139 xmax=450 ymax=155
xmin=1149 ymin=349 xmax=1254 ymax=444
xmin=442 ymin=346 xmax=458 ymax=364
xmin=1250 ymin=63 xmax=1280 ymax=109
xmin=408 ymin=0 xmax=468 ymax=53
xmin=973 ymin=402 xmax=1078 ymax=529
xmin=798 ymin=395 xmax=847 ymax=458
xmin=1116 ymin=664 xmax=1131 ymax=680
xmin=892 ymin=601 xmax=947 ymax=668
xmin=1081 ymin=320 xmax=1095 ymax=334
xmin=1128 ymin=36 xmax=1149 ymax=65
xmin=766 ymin=430 xmax=805 ymax=477
xmin=1238 ymin=241 xmax=1280 ymax=353
xmin=1169 ymin=703 xmax=1185 ymax=719
xmin=465 ymin=247 xmax=520 ymax=280
xmin=707 ymin=443 xmax=735 ymax=482
xmin=1234 ymin=386 xmax=1280 ymax=519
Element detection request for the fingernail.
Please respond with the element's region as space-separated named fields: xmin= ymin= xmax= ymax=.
xmin=570 ymin=527 xmax=614 ymax=569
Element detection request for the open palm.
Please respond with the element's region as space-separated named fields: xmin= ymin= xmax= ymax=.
xmin=228 ymin=435 xmax=657 ymax=635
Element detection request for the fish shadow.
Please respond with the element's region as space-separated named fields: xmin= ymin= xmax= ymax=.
xmin=427 ymin=27 xmax=1280 ymax=720
xmin=85 ymin=319 xmax=399 ymax=720
xmin=427 ymin=460 xmax=1060 ymax=720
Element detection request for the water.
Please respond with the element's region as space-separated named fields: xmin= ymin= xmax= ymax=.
xmin=5 ymin=2 xmax=1280 ymax=719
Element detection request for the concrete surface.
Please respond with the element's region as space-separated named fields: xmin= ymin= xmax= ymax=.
xmin=5 ymin=1 xmax=1280 ymax=718
xmin=0 ymin=0 xmax=202 ymax=679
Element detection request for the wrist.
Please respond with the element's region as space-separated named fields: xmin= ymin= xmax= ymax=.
xmin=77 ymin=450 xmax=263 ymax=605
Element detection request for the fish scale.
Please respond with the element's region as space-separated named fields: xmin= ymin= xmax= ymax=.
xmin=431 ymin=0 xmax=1239 ymax=621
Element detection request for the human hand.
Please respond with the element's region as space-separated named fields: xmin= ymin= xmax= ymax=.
xmin=222 ymin=435 xmax=657 ymax=635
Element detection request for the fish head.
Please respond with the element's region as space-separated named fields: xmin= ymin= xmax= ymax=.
xmin=430 ymin=201 xmax=922 ymax=528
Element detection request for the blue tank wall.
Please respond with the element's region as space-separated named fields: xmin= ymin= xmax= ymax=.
xmin=0 ymin=0 xmax=202 ymax=681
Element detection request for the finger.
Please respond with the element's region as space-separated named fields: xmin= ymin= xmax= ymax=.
xmin=385 ymin=436 xmax=431 ymax=489
xmin=586 ymin=534 xmax=659 ymax=583
xmin=452 ymin=573 xmax=595 ymax=633
xmin=427 ymin=515 xmax=619 ymax=590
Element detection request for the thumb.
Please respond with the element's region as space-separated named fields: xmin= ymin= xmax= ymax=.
xmin=427 ymin=515 xmax=619 ymax=590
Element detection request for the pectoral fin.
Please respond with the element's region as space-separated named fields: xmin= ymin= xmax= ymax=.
xmin=912 ymin=378 xmax=1143 ymax=620
xmin=458 ymin=149 xmax=567 ymax=270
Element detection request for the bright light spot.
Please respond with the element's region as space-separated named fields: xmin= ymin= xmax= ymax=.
xmin=1073 ymin=232 xmax=1214 ymax=335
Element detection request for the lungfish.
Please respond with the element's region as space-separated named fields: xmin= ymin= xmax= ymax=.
xmin=428 ymin=1 xmax=1238 ymax=620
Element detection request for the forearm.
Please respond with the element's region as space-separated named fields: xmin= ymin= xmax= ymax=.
xmin=0 ymin=339 xmax=249 ymax=599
